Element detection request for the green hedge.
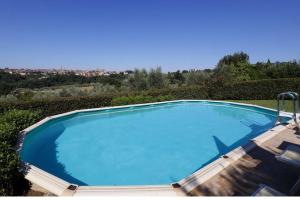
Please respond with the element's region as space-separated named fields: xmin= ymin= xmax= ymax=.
xmin=209 ymin=78 xmax=300 ymax=100
xmin=0 ymin=95 xmax=113 ymax=118
xmin=0 ymin=87 xmax=208 ymax=117
xmin=1 ymin=78 xmax=300 ymax=117
xmin=145 ymin=86 xmax=209 ymax=99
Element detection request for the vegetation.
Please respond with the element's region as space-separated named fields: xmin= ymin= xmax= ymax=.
xmin=0 ymin=95 xmax=113 ymax=118
xmin=208 ymin=78 xmax=300 ymax=100
xmin=0 ymin=72 xmax=126 ymax=96
xmin=1 ymin=77 xmax=300 ymax=117
xmin=1 ymin=52 xmax=300 ymax=102
xmin=0 ymin=110 xmax=40 ymax=196
xmin=1 ymin=52 xmax=300 ymax=196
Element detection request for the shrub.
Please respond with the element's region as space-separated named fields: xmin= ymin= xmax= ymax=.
xmin=0 ymin=95 xmax=18 ymax=103
xmin=0 ymin=142 xmax=30 ymax=196
xmin=0 ymin=110 xmax=40 ymax=196
xmin=0 ymin=123 xmax=17 ymax=147
xmin=0 ymin=110 xmax=40 ymax=135
xmin=0 ymin=109 xmax=40 ymax=148
xmin=31 ymin=91 xmax=60 ymax=101
xmin=90 ymin=83 xmax=116 ymax=95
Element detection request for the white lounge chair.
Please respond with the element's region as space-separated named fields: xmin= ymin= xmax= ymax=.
xmin=276 ymin=144 xmax=300 ymax=168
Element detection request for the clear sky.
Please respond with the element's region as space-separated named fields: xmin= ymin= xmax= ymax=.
xmin=0 ymin=0 xmax=300 ymax=71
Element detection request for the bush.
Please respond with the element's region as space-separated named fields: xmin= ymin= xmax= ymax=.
xmin=0 ymin=110 xmax=40 ymax=146
xmin=0 ymin=110 xmax=40 ymax=196
xmin=0 ymin=110 xmax=40 ymax=134
xmin=0 ymin=142 xmax=30 ymax=196
xmin=0 ymin=123 xmax=17 ymax=147
xmin=0 ymin=95 xmax=18 ymax=103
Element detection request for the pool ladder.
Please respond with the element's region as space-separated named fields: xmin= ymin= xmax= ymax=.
xmin=275 ymin=91 xmax=299 ymax=127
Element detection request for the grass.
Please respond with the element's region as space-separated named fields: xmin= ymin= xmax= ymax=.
xmin=226 ymin=100 xmax=293 ymax=112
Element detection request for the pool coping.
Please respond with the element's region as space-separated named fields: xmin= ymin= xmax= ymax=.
xmin=17 ymin=99 xmax=295 ymax=196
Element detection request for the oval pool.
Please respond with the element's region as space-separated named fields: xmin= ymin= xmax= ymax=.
xmin=21 ymin=101 xmax=284 ymax=186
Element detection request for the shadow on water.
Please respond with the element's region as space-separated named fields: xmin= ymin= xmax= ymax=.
xmin=213 ymin=136 xmax=230 ymax=153
xmin=192 ymin=115 xmax=276 ymax=173
xmin=25 ymin=123 xmax=87 ymax=186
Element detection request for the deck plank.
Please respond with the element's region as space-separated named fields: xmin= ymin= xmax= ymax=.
xmin=187 ymin=126 xmax=300 ymax=196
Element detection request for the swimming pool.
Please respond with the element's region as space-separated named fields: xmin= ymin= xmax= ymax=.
xmin=20 ymin=101 xmax=286 ymax=186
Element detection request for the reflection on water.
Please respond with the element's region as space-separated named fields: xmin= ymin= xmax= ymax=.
xmin=211 ymin=103 xmax=276 ymax=122
xmin=21 ymin=124 xmax=87 ymax=185
xmin=51 ymin=103 xmax=180 ymax=128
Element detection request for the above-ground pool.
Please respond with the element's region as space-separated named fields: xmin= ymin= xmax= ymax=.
xmin=21 ymin=101 xmax=284 ymax=186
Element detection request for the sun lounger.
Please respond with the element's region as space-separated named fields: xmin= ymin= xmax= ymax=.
xmin=253 ymin=177 xmax=300 ymax=196
xmin=253 ymin=144 xmax=300 ymax=196
xmin=276 ymin=144 xmax=300 ymax=168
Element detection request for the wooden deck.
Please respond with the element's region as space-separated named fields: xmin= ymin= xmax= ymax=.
xmin=186 ymin=125 xmax=300 ymax=196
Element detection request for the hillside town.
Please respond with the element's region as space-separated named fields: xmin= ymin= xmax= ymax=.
xmin=0 ymin=67 xmax=132 ymax=77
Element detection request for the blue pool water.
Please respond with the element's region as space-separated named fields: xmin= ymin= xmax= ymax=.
xmin=21 ymin=101 xmax=284 ymax=186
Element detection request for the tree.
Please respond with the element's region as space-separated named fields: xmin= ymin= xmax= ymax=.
xmin=148 ymin=67 xmax=165 ymax=89
xmin=186 ymin=70 xmax=211 ymax=86
xmin=128 ymin=69 xmax=148 ymax=90
xmin=216 ymin=51 xmax=250 ymax=68
xmin=168 ymin=70 xmax=185 ymax=86
xmin=213 ymin=52 xmax=251 ymax=83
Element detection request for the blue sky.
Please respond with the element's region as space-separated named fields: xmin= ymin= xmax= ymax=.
xmin=0 ymin=0 xmax=300 ymax=71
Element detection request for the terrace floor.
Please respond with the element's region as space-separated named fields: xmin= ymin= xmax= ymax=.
xmin=185 ymin=124 xmax=300 ymax=196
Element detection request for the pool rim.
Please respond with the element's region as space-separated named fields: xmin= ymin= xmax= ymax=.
xmin=17 ymin=100 xmax=295 ymax=196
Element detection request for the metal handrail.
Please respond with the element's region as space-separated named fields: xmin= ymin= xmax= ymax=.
xmin=276 ymin=91 xmax=299 ymax=127
xmin=288 ymin=91 xmax=299 ymax=113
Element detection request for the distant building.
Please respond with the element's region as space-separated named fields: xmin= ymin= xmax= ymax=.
xmin=0 ymin=67 xmax=131 ymax=77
